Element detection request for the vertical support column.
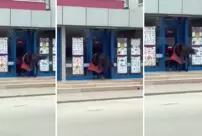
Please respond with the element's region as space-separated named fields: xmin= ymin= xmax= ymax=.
xmin=160 ymin=17 xmax=166 ymax=70
xmin=110 ymin=30 xmax=115 ymax=78
xmin=61 ymin=26 xmax=66 ymax=81
xmin=11 ymin=30 xmax=16 ymax=76
xmin=87 ymin=29 xmax=93 ymax=78
xmin=57 ymin=28 xmax=61 ymax=81
xmin=33 ymin=30 xmax=37 ymax=54
xmin=184 ymin=18 xmax=189 ymax=69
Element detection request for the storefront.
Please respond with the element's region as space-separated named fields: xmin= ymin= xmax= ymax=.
xmin=144 ymin=16 xmax=202 ymax=72
xmin=57 ymin=28 xmax=143 ymax=80
xmin=0 ymin=29 xmax=55 ymax=77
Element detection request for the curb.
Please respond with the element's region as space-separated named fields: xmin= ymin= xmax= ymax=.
xmin=0 ymin=83 xmax=55 ymax=89
xmin=145 ymin=79 xmax=202 ymax=85
xmin=57 ymin=95 xmax=143 ymax=104
xmin=0 ymin=93 xmax=55 ymax=99
xmin=145 ymin=90 xmax=202 ymax=96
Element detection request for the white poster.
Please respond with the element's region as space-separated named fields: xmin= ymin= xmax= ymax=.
xmin=144 ymin=26 xmax=156 ymax=45
xmin=192 ymin=27 xmax=202 ymax=45
xmin=39 ymin=58 xmax=50 ymax=72
xmin=72 ymin=56 xmax=84 ymax=75
xmin=52 ymin=38 xmax=56 ymax=54
xmin=117 ymin=56 xmax=128 ymax=74
xmin=131 ymin=56 xmax=141 ymax=73
xmin=144 ymin=46 xmax=156 ymax=66
xmin=192 ymin=46 xmax=202 ymax=65
xmin=117 ymin=47 xmax=127 ymax=55
xmin=117 ymin=38 xmax=127 ymax=48
xmin=0 ymin=55 xmax=8 ymax=72
xmin=131 ymin=39 xmax=141 ymax=55
xmin=0 ymin=37 xmax=8 ymax=54
xmin=40 ymin=38 xmax=49 ymax=54
xmin=72 ymin=37 xmax=84 ymax=55
xmin=52 ymin=55 xmax=56 ymax=71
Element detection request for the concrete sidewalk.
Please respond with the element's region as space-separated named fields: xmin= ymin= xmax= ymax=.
xmin=145 ymin=83 xmax=202 ymax=95
xmin=57 ymin=90 xmax=142 ymax=103
xmin=0 ymin=87 xmax=55 ymax=98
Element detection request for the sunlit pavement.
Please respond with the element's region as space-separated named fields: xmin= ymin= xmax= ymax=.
xmin=145 ymin=92 xmax=202 ymax=136
xmin=0 ymin=96 xmax=55 ymax=136
xmin=58 ymin=98 xmax=143 ymax=136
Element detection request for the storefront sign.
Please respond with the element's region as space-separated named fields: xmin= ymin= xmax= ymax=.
xmin=0 ymin=37 xmax=8 ymax=54
xmin=144 ymin=46 xmax=156 ymax=66
xmin=131 ymin=38 xmax=141 ymax=55
xmin=144 ymin=26 xmax=156 ymax=45
xmin=72 ymin=56 xmax=84 ymax=75
xmin=72 ymin=37 xmax=84 ymax=55
xmin=192 ymin=46 xmax=202 ymax=65
xmin=117 ymin=56 xmax=128 ymax=74
xmin=0 ymin=55 xmax=8 ymax=72
xmin=192 ymin=27 xmax=202 ymax=45
xmin=131 ymin=56 xmax=141 ymax=73
xmin=39 ymin=58 xmax=50 ymax=72
xmin=40 ymin=38 xmax=49 ymax=54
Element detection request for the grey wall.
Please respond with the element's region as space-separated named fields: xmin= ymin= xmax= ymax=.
xmin=57 ymin=6 xmax=143 ymax=28
xmin=145 ymin=0 xmax=202 ymax=15
xmin=0 ymin=8 xmax=55 ymax=28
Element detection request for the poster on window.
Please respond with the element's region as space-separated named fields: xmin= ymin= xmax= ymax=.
xmin=39 ymin=58 xmax=50 ymax=72
xmin=52 ymin=55 xmax=56 ymax=71
xmin=117 ymin=38 xmax=127 ymax=55
xmin=72 ymin=56 xmax=84 ymax=75
xmin=192 ymin=27 xmax=202 ymax=45
xmin=52 ymin=38 xmax=56 ymax=54
xmin=40 ymin=38 xmax=49 ymax=54
xmin=0 ymin=37 xmax=8 ymax=54
xmin=131 ymin=39 xmax=141 ymax=55
xmin=144 ymin=46 xmax=156 ymax=66
xmin=144 ymin=26 xmax=156 ymax=45
xmin=192 ymin=46 xmax=202 ymax=65
xmin=72 ymin=37 xmax=84 ymax=55
xmin=117 ymin=56 xmax=127 ymax=74
xmin=131 ymin=56 xmax=141 ymax=73
xmin=0 ymin=55 xmax=8 ymax=72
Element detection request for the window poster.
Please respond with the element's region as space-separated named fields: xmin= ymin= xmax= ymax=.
xmin=39 ymin=58 xmax=50 ymax=72
xmin=117 ymin=56 xmax=128 ymax=74
xmin=192 ymin=46 xmax=202 ymax=65
xmin=40 ymin=38 xmax=49 ymax=54
xmin=117 ymin=38 xmax=127 ymax=55
xmin=192 ymin=27 xmax=202 ymax=45
xmin=52 ymin=38 xmax=56 ymax=55
xmin=52 ymin=55 xmax=56 ymax=71
xmin=72 ymin=56 xmax=84 ymax=75
xmin=0 ymin=55 xmax=8 ymax=72
xmin=144 ymin=46 xmax=156 ymax=66
xmin=131 ymin=56 xmax=141 ymax=73
xmin=72 ymin=37 xmax=84 ymax=55
xmin=144 ymin=26 xmax=156 ymax=45
xmin=0 ymin=37 xmax=8 ymax=54
xmin=131 ymin=38 xmax=141 ymax=55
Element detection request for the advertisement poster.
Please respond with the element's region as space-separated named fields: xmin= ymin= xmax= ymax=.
xmin=117 ymin=56 xmax=128 ymax=74
xmin=144 ymin=46 xmax=156 ymax=66
xmin=0 ymin=37 xmax=8 ymax=54
xmin=131 ymin=39 xmax=141 ymax=55
xmin=40 ymin=38 xmax=49 ymax=54
xmin=52 ymin=38 xmax=56 ymax=54
xmin=52 ymin=55 xmax=56 ymax=71
xmin=72 ymin=37 xmax=84 ymax=55
xmin=131 ymin=56 xmax=141 ymax=73
xmin=117 ymin=38 xmax=127 ymax=55
xmin=0 ymin=55 xmax=8 ymax=72
xmin=144 ymin=26 xmax=156 ymax=45
xmin=72 ymin=56 xmax=84 ymax=75
xmin=192 ymin=46 xmax=202 ymax=65
xmin=39 ymin=58 xmax=50 ymax=72
xmin=192 ymin=27 xmax=202 ymax=45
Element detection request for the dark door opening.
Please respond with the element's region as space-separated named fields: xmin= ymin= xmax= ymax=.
xmin=16 ymin=39 xmax=26 ymax=76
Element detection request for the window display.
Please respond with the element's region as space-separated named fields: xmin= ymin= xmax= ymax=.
xmin=144 ymin=46 xmax=156 ymax=66
xmin=0 ymin=37 xmax=8 ymax=54
xmin=72 ymin=56 xmax=84 ymax=75
xmin=144 ymin=26 xmax=156 ymax=45
xmin=0 ymin=55 xmax=8 ymax=72
xmin=131 ymin=56 xmax=141 ymax=73
xmin=117 ymin=56 xmax=128 ymax=74
xmin=39 ymin=38 xmax=49 ymax=54
xmin=39 ymin=58 xmax=50 ymax=72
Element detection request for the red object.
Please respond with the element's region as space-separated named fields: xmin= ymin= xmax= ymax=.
xmin=21 ymin=63 xmax=31 ymax=71
xmin=88 ymin=62 xmax=102 ymax=74
xmin=170 ymin=47 xmax=184 ymax=64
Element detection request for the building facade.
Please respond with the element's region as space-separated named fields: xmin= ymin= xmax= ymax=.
xmin=0 ymin=0 xmax=55 ymax=77
xmin=145 ymin=0 xmax=202 ymax=72
xmin=57 ymin=0 xmax=143 ymax=81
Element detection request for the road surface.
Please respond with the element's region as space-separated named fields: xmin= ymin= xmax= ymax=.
xmin=145 ymin=92 xmax=202 ymax=136
xmin=0 ymin=95 xmax=55 ymax=136
xmin=58 ymin=98 xmax=143 ymax=136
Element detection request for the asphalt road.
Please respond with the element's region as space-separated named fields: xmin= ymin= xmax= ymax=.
xmin=58 ymin=98 xmax=143 ymax=136
xmin=145 ymin=92 xmax=202 ymax=136
xmin=0 ymin=96 xmax=55 ymax=136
